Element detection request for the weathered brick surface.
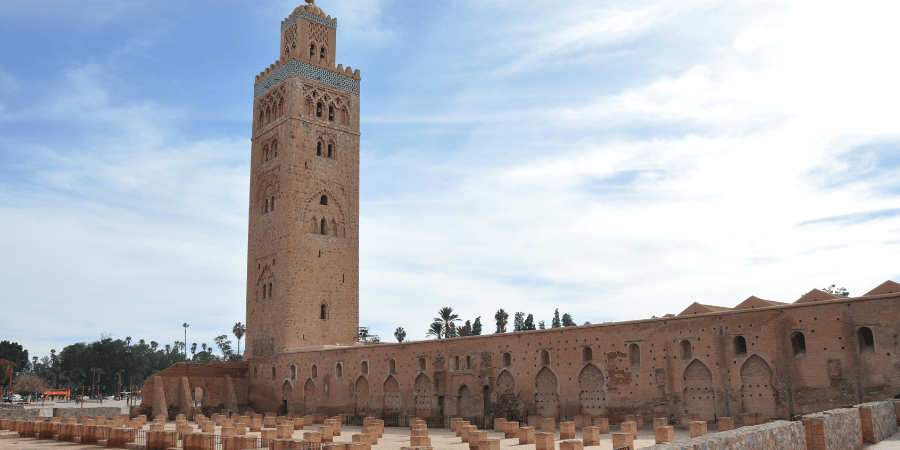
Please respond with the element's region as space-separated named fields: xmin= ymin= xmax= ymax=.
xmin=717 ymin=417 xmax=734 ymax=432
xmin=535 ymin=432 xmax=554 ymax=450
xmin=654 ymin=426 xmax=674 ymax=444
xmin=611 ymin=433 xmax=633 ymax=450
xmin=689 ymin=421 xmax=707 ymax=438
xmin=592 ymin=417 xmax=609 ymax=434
xmin=642 ymin=420 xmax=805 ymax=450
xmin=855 ymin=401 xmax=897 ymax=444
xmin=621 ymin=421 xmax=637 ymax=439
xmin=803 ymin=408 xmax=862 ymax=450
xmin=518 ymin=426 xmax=535 ymax=444
xmin=582 ymin=426 xmax=599 ymax=446
xmin=560 ymin=421 xmax=575 ymax=439
xmin=559 ymin=439 xmax=583 ymax=450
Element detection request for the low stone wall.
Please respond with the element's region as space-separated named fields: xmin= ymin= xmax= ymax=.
xmin=0 ymin=409 xmax=40 ymax=420
xmin=855 ymin=401 xmax=898 ymax=444
xmin=640 ymin=421 xmax=805 ymax=450
xmin=803 ymin=408 xmax=862 ymax=450
xmin=56 ymin=407 xmax=126 ymax=420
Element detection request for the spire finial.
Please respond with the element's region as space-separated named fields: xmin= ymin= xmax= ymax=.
xmin=305 ymin=0 xmax=315 ymax=4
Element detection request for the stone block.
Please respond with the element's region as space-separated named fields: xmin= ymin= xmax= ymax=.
xmin=150 ymin=423 xmax=165 ymax=431
xmin=410 ymin=436 xmax=431 ymax=446
xmin=450 ymin=418 xmax=463 ymax=431
xmin=201 ymin=421 xmax=215 ymax=433
xmin=319 ymin=425 xmax=333 ymax=442
xmin=856 ymin=401 xmax=899 ymax=444
xmin=504 ymin=421 xmax=519 ymax=438
xmin=559 ymin=439 xmax=583 ymax=450
xmin=456 ymin=421 xmax=471 ymax=437
xmin=690 ymin=421 xmax=707 ymax=438
xmin=411 ymin=428 xmax=428 ymax=437
xmin=469 ymin=430 xmax=487 ymax=450
xmin=493 ymin=418 xmax=507 ymax=432
xmin=146 ymin=430 xmax=176 ymax=450
xmin=611 ymin=433 xmax=633 ymax=450
xmin=718 ymin=416 xmax=735 ymax=432
xmin=264 ymin=417 xmax=276 ymax=428
xmin=479 ymin=438 xmax=500 ymax=450
xmin=261 ymin=429 xmax=277 ymax=440
xmin=654 ymin=426 xmax=674 ymax=444
xmin=519 ymin=426 xmax=535 ymax=445
xmin=460 ymin=424 xmax=477 ymax=442
xmin=894 ymin=400 xmax=900 ymax=426
xmin=278 ymin=424 xmax=294 ymax=439
xmin=541 ymin=418 xmax=555 ymax=433
xmin=108 ymin=427 xmax=136 ymax=448
xmin=653 ymin=418 xmax=667 ymax=429
xmin=303 ymin=431 xmax=322 ymax=443
xmin=535 ymin=432 xmax=554 ymax=450
xmin=249 ymin=419 xmax=262 ymax=432
xmin=582 ymin=426 xmax=599 ymax=446
xmin=560 ymin=421 xmax=575 ymax=439
xmin=680 ymin=414 xmax=695 ymax=430
xmin=293 ymin=418 xmax=305 ymax=430
xmin=592 ymin=417 xmax=609 ymax=434
xmin=620 ymin=421 xmax=637 ymax=439
xmin=742 ymin=412 xmax=758 ymax=427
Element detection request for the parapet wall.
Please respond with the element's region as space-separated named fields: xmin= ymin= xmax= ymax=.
xmin=643 ymin=420 xmax=806 ymax=450
xmin=855 ymin=401 xmax=898 ymax=443
xmin=55 ymin=406 xmax=126 ymax=420
xmin=0 ymin=408 xmax=39 ymax=420
xmin=803 ymin=408 xmax=862 ymax=450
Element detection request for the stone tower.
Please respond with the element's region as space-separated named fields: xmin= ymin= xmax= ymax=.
xmin=245 ymin=1 xmax=361 ymax=357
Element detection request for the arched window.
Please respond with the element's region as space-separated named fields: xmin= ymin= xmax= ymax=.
xmin=502 ymin=352 xmax=511 ymax=367
xmin=271 ymin=196 xmax=275 ymax=211
xmin=309 ymin=44 xmax=315 ymax=57
xmin=265 ymin=199 xmax=269 ymax=214
xmin=734 ymin=336 xmax=747 ymax=357
xmin=271 ymin=367 xmax=276 ymax=380
xmin=290 ymin=365 xmax=296 ymax=380
xmin=261 ymin=284 xmax=266 ymax=299
xmin=253 ymin=367 xmax=258 ymax=379
xmin=465 ymin=355 xmax=471 ymax=370
xmin=388 ymin=359 xmax=396 ymax=373
xmin=361 ymin=361 xmax=368 ymax=375
xmin=336 ymin=363 xmax=343 ymax=379
xmin=311 ymin=364 xmax=318 ymax=378
xmin=264 ymin=146 xmax=269 ymax=162
xmin=629 ymin=343 xmax=641 ymax=367
xmin=273 ymin=142 xmax=278 ymax=158
xmin=328 ymin=106 xmax=334 ymax=121
xmin=540 ymin=350 xmax=550 ymax=367
xmin=320 ymin=303 xmax=327 ymax=320
xmin=857 ymin=327 xmax=875 ymax=354
xmin=316 ymin=102 xmax=323 ymax=117
xmin=317 ymin=142 xmax=322 ymax=156
xmin=320 ymin=218 xmax=327 ymax=235
xmin=791 ymin=331 xmax=806 ymax=357
xmin=320 ymin=47 xmax=326 ymax=59
xmin=582 ymin=347 xmax=593 ymax=362
xmin=268 ymin=282 xmax=273 ymax=299
xmin=327 ymin=144 xmax=332 ymax=158
xmin=418 ymin=357 xmax=426 ymax=371
xmin=320 ymin=195 xmax=328 ymax=205
xmin=680 ymin=340 xmax=692 ymax=360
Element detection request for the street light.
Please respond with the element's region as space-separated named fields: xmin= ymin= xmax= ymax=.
xmin=183 ymin=323 xmax=190 ymax=361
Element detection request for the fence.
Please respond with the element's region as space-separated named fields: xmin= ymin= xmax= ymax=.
xmin=344 ymin=413 xmax=525 ymax=430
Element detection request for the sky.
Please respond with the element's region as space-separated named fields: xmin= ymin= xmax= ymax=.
xmin=1 ymin=0 xmax=899 ymax=360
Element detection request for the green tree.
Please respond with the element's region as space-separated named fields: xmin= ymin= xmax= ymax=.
xmin=472 ymin=317 xmax=483 ymax=336
xmin=524 ymin=314 xmax=536 ymax=331
xmin=458 ymin=321 xmax=472 ymax=337
xmin=190 ymin=343 xmax=197 ymax=359
xmin=538 ymin=320 xmax=546 ymax=330
xmin=562 ymin=313 xmax=575 ymax=327
xmin=435 ymin=307 xmax=460 ymax=339
xmin=513 ymin=312 xmax=525 ymax=332
xmin=0 ymin=341 xmax=29 ymax=384
xmin=551 ymin=309 xmax=561 ymax=328
xmin=232 ymin=322 xmax=246 ymax=360
xmin=823 ymin=284 xmax=850 ymax=297
xmin=426 ymin=321 xmax=443 ymax=339
xmin=214 ymin=335 xmax=234 ymax=359
xmin=394 ymin=327 xmax=407 ymax=343
xmin=494 ymin=309 xmax=509 ymax=333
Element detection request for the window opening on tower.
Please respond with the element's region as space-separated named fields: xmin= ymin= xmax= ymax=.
xmin=320 ymin=47 xmax=326 ymax=59
xmin=320 ymin=304 xmax=327 ymax=320
xmin=327 ymin=144 xmax=332 ymax=158
xmin=317 ymin=103 xmax=323 ymax=117
xmin=317 ymin=142 xmax=322 ymax=156
xmin=320 ymin=195 xmax=328 ymax=205
xmin=329 ymin=106 xmax=334 ymax=121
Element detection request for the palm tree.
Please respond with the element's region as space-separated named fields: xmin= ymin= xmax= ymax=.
xmin=434 ymin=307 xmax=460 ymax=339
xmin=150 ymin=341 xmax=158 ymax=351
xmin=394 ymin=327 xmax=407 ymax=343
xmin=233 ymin=322 xmax=246 ymax=358
xmin=426 ymin=321 xmax=443 ymax=339
xmin=191 ymin=343 xmax=197 ymax=359
xmin=494 ymin=309 xmax=509 ymax=333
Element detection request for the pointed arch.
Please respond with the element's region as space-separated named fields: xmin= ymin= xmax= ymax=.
xmin=303 ymin=378 xmax=316 ymax=414
xmin=354 ymin=376 xmax=369 ymax=414
xmin=383 ymin=375 xmax=401 ymax=414
xmin=414 ymin=373 xmax=436 ymax=418
xmin=683 ymin=360 xmax=715 ymax=421
xmin=535 ymin=367 xmax=559 ymax=419
xmin=281 ymin=380 xmax=293 ymax=414
xmin=497 ymin=369 xmax=515 ymax=395
xmin=457 ymin=384 xmax=473 ymax=417
xmin=578 ymin=363 xmax=606 ymax=417
xmin=740 ymin=355 xmax=776 ymax=420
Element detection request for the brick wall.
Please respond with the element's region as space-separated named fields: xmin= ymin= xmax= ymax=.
xmin=56 ymin=407 xmax=125 ymax=420
xmin=641 ymin=420 xmax=806 ymax=450
xmin=803 ymin=408 xmax=862 ymax=450
xmin=0 ymin=409 xmax=39 ymax=420
xmin=855 ymin=401 xmax=897 ymax=443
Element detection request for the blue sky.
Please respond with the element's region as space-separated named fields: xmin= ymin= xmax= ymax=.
xmin=2 ymin=0 xmax=899 ymax=359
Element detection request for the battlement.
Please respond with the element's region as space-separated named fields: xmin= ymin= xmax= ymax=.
xmin=254 ymin=57 xmax=360 ymax=84
xmin=282 ymin=4 xmax=336 ymax=30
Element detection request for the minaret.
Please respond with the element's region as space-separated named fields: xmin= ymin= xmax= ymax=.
xmin=245 ymin=0 xmax=361 ymax=358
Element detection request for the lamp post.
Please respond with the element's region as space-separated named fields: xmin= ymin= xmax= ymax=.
xmin=183 ymin=323 xmax=190 ymax=361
